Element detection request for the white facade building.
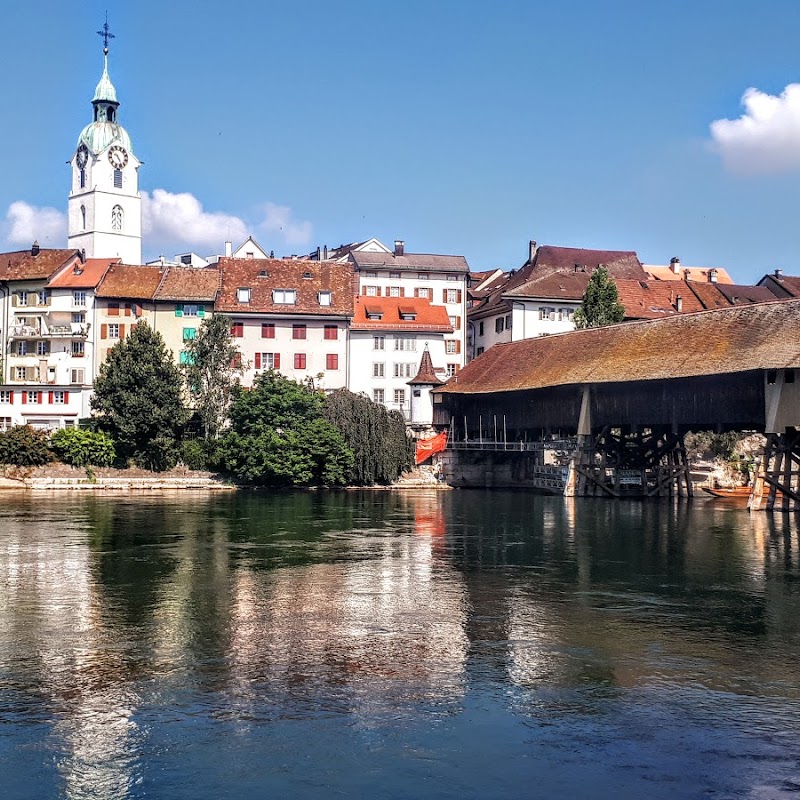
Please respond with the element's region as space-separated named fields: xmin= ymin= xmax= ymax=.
xmin=348 ymin=297 xmax=452 ymax=419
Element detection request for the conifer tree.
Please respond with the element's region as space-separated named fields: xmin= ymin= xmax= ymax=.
xmin=91 ymin=321 xmax=187 ymax=469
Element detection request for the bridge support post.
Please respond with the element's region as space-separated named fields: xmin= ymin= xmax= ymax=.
xmin=750 ymin=428 xmax=800 ymax=512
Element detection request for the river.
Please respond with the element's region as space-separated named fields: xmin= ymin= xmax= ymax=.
xmin=0 ymin=490 xmax=798 ymax=799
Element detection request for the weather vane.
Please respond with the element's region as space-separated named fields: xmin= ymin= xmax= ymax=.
xmin=97 ymin=13 xmax=115 ymax=55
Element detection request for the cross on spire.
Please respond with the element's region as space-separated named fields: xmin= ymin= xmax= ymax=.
xmin=97 ymin=14 xmax=115 ymax=55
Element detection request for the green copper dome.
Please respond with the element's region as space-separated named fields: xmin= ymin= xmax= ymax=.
xmin=77 ymin=121 xmax=133 ymax=155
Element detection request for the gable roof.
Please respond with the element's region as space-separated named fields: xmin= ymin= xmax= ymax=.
xmin=351 ymin=296 xmax=453 ymax=332
xmin=47 ymin=258 xmax=118 ymax=289
xmin=352 ymin=251 xmax=469 ymax=273
xmin=96 ymin=264 xmax=165 ymax=299
xmin=531 ymin=245 xmax=646 ymax=280
xmin=216 ymin=257 xmax=354 ymax=316
xmin=758 ymin=273 xmax=800 ymax=299
xmin=154 ymin=267 xmax=221 ymax=302
xmin=0 ymin=249 xmax=79 ymax=282
xmin=441 ymin=299 xmax=800 ymax=396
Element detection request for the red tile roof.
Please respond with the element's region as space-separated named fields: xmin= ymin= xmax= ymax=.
xmin=351 ymin=296 xmax=453 ymax=332
xmin=0 ymin=249 xmax=79 ymax=281
xmin=154 ymin=267 xmax=221 ymax=302
xmin=441 ymin=299 xmax=800 ymax=396
xmin=216 ymin=258 xmax=354 ymax=316
xmin=96 ymin=264 xmax=165 ymax=299
xmin=615 ymin=279 xmax=705 ymax=319
xmin=47 ymin=258 xmax=118 ymax=289
xmin=757 ymin=273 xmax=800 ymax=299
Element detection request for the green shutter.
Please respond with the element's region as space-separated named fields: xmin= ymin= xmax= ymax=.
xmin=197 ymin=305 xmax=206 ymax=317
xmin=175 ymin=303 xmax=183 ymax=317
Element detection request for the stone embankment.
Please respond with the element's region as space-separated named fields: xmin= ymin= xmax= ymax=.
xmin=1 ymin=465 xmax=234 ymax=491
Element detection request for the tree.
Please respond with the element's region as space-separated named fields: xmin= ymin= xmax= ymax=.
xmin=50 ymin=428 xmax=115 ymax=467
xmin=324 ymin=389 xmax=413 ymax=484
xmin=218 ymin=371 xmax=353 ymax=486
xmin=182 ymin=315 xmax=244 ymax=439
xmin=573 ymin=266 xmax=625 ymax=329
xmin=91 ymin=322 xmax=188 ymax=469
xmin=0 ymin=426 xmax=53 ymax=466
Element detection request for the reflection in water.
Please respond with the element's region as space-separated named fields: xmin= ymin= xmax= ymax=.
xmin=0 ymin=491 xmax=798 ymax=799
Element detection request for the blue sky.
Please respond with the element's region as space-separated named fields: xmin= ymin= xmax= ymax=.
xmin=3 ymin=0 xmax=800 ymax=282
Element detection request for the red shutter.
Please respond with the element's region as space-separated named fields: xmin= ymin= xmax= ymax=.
xmin=37 ymin=392 xmax=43 ymax=404
xmin=124 ymin=304 xmax=132 ymax=317
xmin=255 ymin=353 xmax=261 ymax=369
xmin=414 ymin=288 xmax=420 ymax=298
xmin=274 ymin=353 xmax=281 ymax=369
xmin=456 ymin=341 xmax=461 ymax=354
xmin=48 ymin=391 xmax=54 ymax=403
xmin=232 ymin=323 xmax=243 ymax=338
xmin=63 ymin=391 xmax=69 ymax=402
xmin=377 ymin=287 xmax=382 ymax=297
xmin=21 ymin=392 xmax=26 ymax=405
xmin=108 ymin=304 xmax=119 ymax=317
xmin=456 ymin=316 xmax=461 ymax=330
xmin=442 ymin=289 xmax=447 ymax=302
xmin=457 ymin=290 xmax=462 ymax=303
xmin=326 ymin=354 xmax=338 ymax=370
xmin=262 ymin=323 xmax=275 ymax=339
xmin=120 ymin=324 xmax=126 ymax=339
xmin=8 ymin=392 xmax=13 ymax=404
xmin=101 ymin=324 xmax=108 ymax=339
xmin=401 ymin=287 xmax=406 ymax=297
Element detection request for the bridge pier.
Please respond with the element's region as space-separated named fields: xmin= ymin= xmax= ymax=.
xmin=568 ymin=427 xmax=692 ymax=499
xmin=749 ymin=428 xmax=800 ymax=512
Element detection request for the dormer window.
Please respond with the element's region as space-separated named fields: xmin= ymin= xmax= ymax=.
xmin=399 ymin=310 xmax=417 ymax=321
xmin=318 ymin=291 xmax=332 ymax=306
xmin=237 ymin=288 xmax=251 ymax=304
xmin=366 ymin=306 xmax=383 ymax=320
xmin=303 ymin=271 xmax=313 ymax=279
xmin=258 ymin=270 xmax=269 ymax=278
xmin=273 ymin=289 xmax=296 ymax=305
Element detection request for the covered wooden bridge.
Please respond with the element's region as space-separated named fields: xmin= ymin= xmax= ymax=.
xmin=433 ymin=299 xmax=800 ymax=510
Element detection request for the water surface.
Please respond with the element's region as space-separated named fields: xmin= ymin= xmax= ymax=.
xmin=0 ymin=490 xmax=798 ymax=799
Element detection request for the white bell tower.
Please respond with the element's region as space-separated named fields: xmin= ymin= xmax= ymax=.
xmin=68 ymin=21 xmax=142 ymax=265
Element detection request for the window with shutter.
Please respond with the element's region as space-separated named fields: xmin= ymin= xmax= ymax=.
xmin=326 ymin=354 xmax=338 ymax=370
xmin=262 ymin=323 xmax=275 ymax=338
xmin=324 ymin=325 xmax=338 ymax=340
xmin=294 ymin=353 xmax=307 ymax=369
xmin=175 ymin=304 xmax=184 ymax=317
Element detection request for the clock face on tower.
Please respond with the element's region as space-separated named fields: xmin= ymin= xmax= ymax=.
xmin=108 ymin=145 xmax=128 ymax=169
xmin=76 ymin=144 xmax=89 ymax=169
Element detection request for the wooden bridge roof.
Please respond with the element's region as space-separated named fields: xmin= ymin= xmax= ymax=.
xmin=442 ymin=298 xmax=800 ymax=395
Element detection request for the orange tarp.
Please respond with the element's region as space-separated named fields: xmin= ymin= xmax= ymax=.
xmin=415 ymin=431 xmax=448 ymax=465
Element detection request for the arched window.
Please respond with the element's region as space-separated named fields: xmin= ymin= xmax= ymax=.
xmin=80 ymin=205 xmax=86 ymax=230
xmin=111 ymin=205 xmax=123 ymax=231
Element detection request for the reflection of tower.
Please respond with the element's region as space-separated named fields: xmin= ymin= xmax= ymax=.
xmin=68 ymin=22 xmax=142 ymax=264
xmin=408 ymin=345 xmax=444 ymax=428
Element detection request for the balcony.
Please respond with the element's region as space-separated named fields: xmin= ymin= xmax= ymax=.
xmin=8 ymin=321 xmax=90 ymax=339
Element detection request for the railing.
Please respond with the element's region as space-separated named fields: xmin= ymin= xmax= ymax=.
xmin=8 ymin=323 xmax=90 ymax=339
xmin=448 ymin=438 xmax=577 ymax=453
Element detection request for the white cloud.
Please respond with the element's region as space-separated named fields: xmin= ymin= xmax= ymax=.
xmin=710 ymin=84 xmax=800 ymax=174
xmin=2 ymin=201 xmax=66 ymax=247
xmin=142 ymin=189 xmax=249 ymax=252
xmin=1 ymin=191 xmax=314 ymax=257
xmin=256 ymin=202 xmax=313 ymax=248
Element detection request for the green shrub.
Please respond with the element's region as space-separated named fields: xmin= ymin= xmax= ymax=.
xmin=133 ymin=436 xmax=178 ymax=472
xmin=0 ymin=426 xmax=54 ymax=466
xmin=179 ymin=438 xmax=211 ymax=470
xmin=51 ymin=428 xmax=116 ymax=467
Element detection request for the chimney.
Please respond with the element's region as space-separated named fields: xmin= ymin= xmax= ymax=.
xmin=323 ymin=245 xmax=328 ymax=260
xmin=315 ymin=246 xmax=321 ymax=261
xmin=528 ymin=240 xmax=538 ymax=263
xmin=676 ymin=294 xmax=683 ymax=313
xmin=80 ymin=248 xmax=86 ymax=263
xmin=394 ymin=240 xmax=405 ymax=256
xmin=31 ymin=240 xmax=40 ymax=257
xmin=775 ymin=268 xmax=783 ymax=278
xmin=669 ymin=256 xmax=680 ymax=275
xmin=224 ymin=241 xmax=232 ymax=257
xmin=709 ymin=268 xmax=718 ymax=283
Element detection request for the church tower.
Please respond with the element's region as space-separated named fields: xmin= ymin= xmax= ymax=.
xmin=68 ymin=23 xmax=142 ymax=264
